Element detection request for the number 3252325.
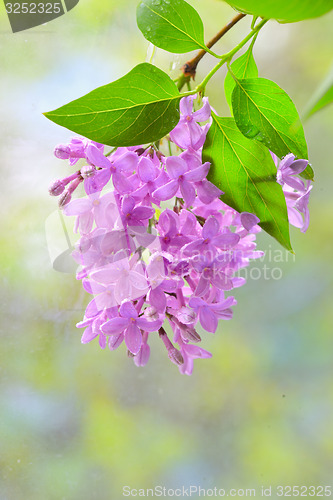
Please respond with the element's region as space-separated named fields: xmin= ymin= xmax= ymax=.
xmin=5 ymin=3 xmax=62 ymax=14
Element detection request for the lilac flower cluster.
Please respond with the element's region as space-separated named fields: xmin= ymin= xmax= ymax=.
xmin=273 ymin=153 xmax=313 ymax=233
xmin=49 ymin=96 xmax=312 ymax=375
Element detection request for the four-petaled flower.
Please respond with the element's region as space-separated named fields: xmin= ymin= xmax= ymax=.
xmin=169 ymin=94 xmax=211 ymax=150
xmin=153 ymin=156 xmax=210 ymax=207
xmin=101 ymin=301 xmax=162 ymax=355
xmin=183 ymin=216 xmax=240 ymax=256
xmin=189 ymin=296 xmax=237 ymax=333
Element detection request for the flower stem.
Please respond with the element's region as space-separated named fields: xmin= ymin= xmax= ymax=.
xmin=195 ymin=18 xmax=268 ymax=94
xmin=181 ymin=13 xmax=246 ymax=80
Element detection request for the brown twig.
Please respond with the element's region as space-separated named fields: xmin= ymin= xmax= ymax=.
xmin=181 ymin=13 xmax=246 ymax=79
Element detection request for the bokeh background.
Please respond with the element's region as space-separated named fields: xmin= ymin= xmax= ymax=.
xmin=0 ymin=1 xmax=332 ymax=499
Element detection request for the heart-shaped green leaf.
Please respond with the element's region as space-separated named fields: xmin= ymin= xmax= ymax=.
xmin=224 ymin=46 xmax=258 ymax=110
xmin=231 ymin=77 xmax=313 ymax=180
xmin=137 ymin=0 xmax=208 ymax=53
xmin=44 ymin=63 xmax=182 ymax=147
xmin=203 ymin=114 xmax=292 ymax=251
xmin=221 ymin=0 xmax=333 ymax=23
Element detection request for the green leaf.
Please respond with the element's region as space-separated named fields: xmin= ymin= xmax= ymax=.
xmin=224 ymin=46 xmax=258 ymax=111
xmin=231 ymin=77 xmax=313 ymax=180
xmin=203 ymin=114 xmax=292 ymax=251
xmin=304 ymin=66 xmax=333 ymax=119
xmin=137 ymin=0 xmax=207 ymax=54
xmin=44 ymin=63 xmax=182 ymax=147
xmin=309 ymin=85 xmax=333 ymax=116
xmin=221 ymin=0 xmax=333 ymax=23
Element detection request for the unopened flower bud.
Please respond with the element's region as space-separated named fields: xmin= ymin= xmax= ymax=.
xmin=177 ymin=306 xmax=196 ymax=325
xmin=134 ymin=343 xmax=150 ymax=367
xmin=49 ymin=179 xmax=65 ymax=196
xmin=66 ymin=177 xmax=83 ymax=197
xmin=58 ymin=189 xmax=71 ymax=208
xmin=180 ymin=327 xmax=201 ymax=343
xmin=54 ymin=144 xmax=71 ymax=160
xmin=80 ymin=165 xmax=95 ymax=178
xmin=168 ymin=347 xmax=184 ymax=366
xmin=144 ymin=306 xmax=159 ymax=321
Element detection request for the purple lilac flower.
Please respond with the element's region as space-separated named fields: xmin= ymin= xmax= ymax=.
xmin=189 ymin=296 xmax=236 ymax=333
xmin=169 ymin=94 xmax=211 ymax=150
xmin=190 ymin=254 xmax=234 ymax=296
xmin=120 ymin=195 xmax=155 ymax=228
xmin=63 ymin=191 xmax=117 ymax=234
xmin=182 ymin=216 xmax=240 ymax=257
xmin=48 ymin=93 xmax=313 ymax=375
xmin=178 ymin=341 xmax=212 ymax=376
xmin=273 ymin=154 xmax=313 ymax=232
xmin=101 ymin=301 xmax=162 ymax=355
xmin=153 ymin=155 xmax=210 ymax=207
xmin=276 ymin=153 xmax=308 ymax=191
xmin=284 ymin=182 xmax=313 ymax=232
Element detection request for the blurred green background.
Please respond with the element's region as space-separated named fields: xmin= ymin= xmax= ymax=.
xmin=0 ymin=1 xmax=332 ymax=499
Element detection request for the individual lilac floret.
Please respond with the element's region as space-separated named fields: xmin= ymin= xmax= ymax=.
xmin=153 ymin=156 xmax=210 ymax=207
xmin=284 ymin=182 xmax=313 ymax=233
xmin=274 ymin=153 xmax=313 ymax=232
xmin=240 ymin=212 xmax=260 ymax=231
xmin=132 ymin=156 xmax=169 ymax=205
xmin=133 ymin=332 xmax=150 ymax=367
xmin=191 ymin=254 xmax=233 ymax=296
xmin=182 ymin=216 xmax=240 ymax=256
xmin=90 ymin=255 xmax=149 ymax=304
xmin=169 ymin=94 xmax=211 ymax=150
xmin=101 ymin=301 xmax=162 ymax=355
xmin=54 ymin=137 xmax=104 ymax=165
xmin=63 ymin=191 xmax=117 ymax=234
xmin=277 ymin=153 xmax=308 ymax=191
xmin=189 ymin=296 xmax=236 ymax=333
xmin=178 ymin=341 xmax=212 ymax=376
xmin=86 ymin=143 xmax=139 ymax=194
xmin=120 ymin=195 xmax=154 ymax=228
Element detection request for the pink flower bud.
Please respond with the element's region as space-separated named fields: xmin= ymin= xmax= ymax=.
xmin=54 ymin=144 xmax=71 ymax=160
xmin=168 ymin=347 xmax=184 ymax=366
xmin=177 ymin=306 xmax=196 ymax=325
xmin=67 ymin=177 xmax=83 ymax=196
xmin=144 ymin=306 xmax=159 ymax=321
xmin=49 ymin=179 xmax=65 ymax=196
xmin=180 ymin=327 xmax=201 ymax=343
xmin=80 ymin=165 xmax=95 ymax=178
xmin=133 ymin=343 xmax=150 ymax=367
xmin=58 ymin=190 xmax=71 ymax=208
